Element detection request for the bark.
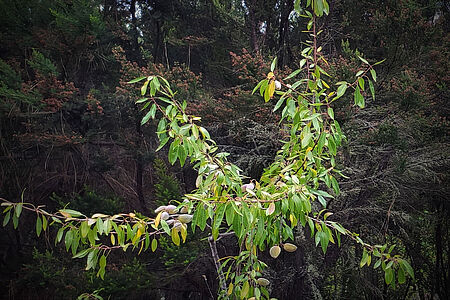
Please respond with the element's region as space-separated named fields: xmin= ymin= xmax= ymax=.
xmin=135 ymin=108 xmax=146 ymax=211
xmin=246 ymin=0 xmax=259 ymax=52
xmin=153 ymin=20 xmax=162 ymax=63
xmin=130 ymin=0 xmax=141 ymax=64
xmin=278 ymin=0 xmax=293 ymax=67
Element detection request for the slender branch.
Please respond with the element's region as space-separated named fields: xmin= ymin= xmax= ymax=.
xmin=208 ymin=235 xmax=227 ymax=292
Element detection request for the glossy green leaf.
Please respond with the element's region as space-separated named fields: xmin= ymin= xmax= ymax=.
xmin=73 ymin=249 xmax=90 ymax=259
xmin=400 ymin=260 xmax=414 ymax=279
xmin=36 ymin=215 xmax=42 ymax=237
xmin=42 ymin=215 xmax=48 ymax=231
xmin=15 ymin=203 xmax=22 ymax=218
xmin=398 ymin=266 xmax=406 ymax=284
xmin=151 ymin=238 xmax=157 ymax=252
xmin=370 ymin=69 xmax=377 ymax=82
xmin=369 ymin=80 xmax=375 ymax=101
xmin=385 ymin=268 xmax=394 ymax=285
xmin=3 ymin=211 xmax=10 ymax=227
xmin=270 ymin=57 xmax=277 ymax=72
xmin=127 ymin=76 xmax=147 ymax=84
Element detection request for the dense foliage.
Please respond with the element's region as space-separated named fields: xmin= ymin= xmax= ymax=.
xmin=0 ymin=0 xmax=448 ymax=299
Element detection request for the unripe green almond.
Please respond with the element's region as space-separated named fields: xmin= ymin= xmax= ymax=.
xmin=283 ymin=243 xmax=298 ymax=252
xmin=173 ymin=221 xmax=182 ymax=232
xmin=178 ymin=214 xmax=193 ymax=223
xmin=161 ymin=211 xmax=170 ymax=220
xmin=155 ymin=206 xmax=166 ymax=213
xmin=248 ymin=298 xmax=256 ymax=300
xmin=257 ymin=278 xmax=270 ymax=286
xmin=165 ymin=205 xmax=178 ymax=214
xmin=180 ymin=206 xmax=189 ymax=214
xmin=270 ymin=245 xmax=281 ymax=258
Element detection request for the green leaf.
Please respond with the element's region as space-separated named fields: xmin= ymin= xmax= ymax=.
xmin=355 ymin=70 xmax=364 ymax=77
xmin=358 ymin=77 xmax=365 ymax=91
xmin=135 ymin=97 xmax=148 ymax=104
xmin=385 ymin=268 xmax=394 ymax=285
xmin=317 ymin=132 xmax=326 ymax=152
xmin=323 ymin=0 xmax=329 ymax=15
xmin=360 ymin=249 xmax=368 ymax=267
xmin=65 ymin=230 xmax=73 ymax=251
xmin=73 ymin=249 xmax=90 ymax=258
xmin=156 ymin=137 xmax=169 ymax=152
xmin=252 ymin=80 xmax=264 ymax=95
xmin=3 ymin=211 xmax=10 ymax=227
xmin=99 ymin=254 xmax=106 ymax=269
xmin=314 ymin=0 xmax=324 ymax=16
xmin=373 ymin=58 xmax=386 ymax=66
xmin=327 ymin=107 xmax=334 ymax=119
xmin=96 ymin=218 xmax=104 ymax=235
xmin=374 ymin=258 xmax=382 ymax=269
xmin=151 ymin=238 xmax=157 ymax=252
xmin=270 ymin=57 xmax=277 ymax=72
xmin=284 ymin=69 xmax=301 ymax=80
xmin=152 ymin=76 xmax=161 ymax=91
xmin=42 ymin=215 xmax=48 ymax=231
xmin=388 ymin=244 xmax=396 ymax=254
xmin=178 ymin=145 xmax=187 ymax=167
xmin=168 ymin=143 xmax=178 ymax=165
xmin=273 ymin=98 xmax=285 ymax=112
xmin=317 ymin=195 xmax=327 ymax=208
xmin=327 ymin=135 xmax=336 ymax=155
xmin=98 ymin=255 xmax=106 ymax=280
xmin=56 ymin=227 xmax=64 ymax=244
xmin=241 ymin=281 xmax=249 ymax=298
xmin=259 ymin=79 xmax=268 ymax=96
xmin=59 ymin=209 xmax=84 ymax=218
xmin=370 ymin=69 xmax=377 ymax=82
xmin=199 ymin=127 xmax=210 ymax=140
xmin=354 ymin=86 xmax=365 ymax=108
xmin=160 ymin=220 xmax=171 ymax=235
xmin=369 ymin=80 xmax=375 ymax=101
xmin=81 ymin=221 xmax=89 ymax=238
xmin=294 ymin=0 xmax=301 ymax=13
xmin=86 ymin=249 xmax=98 ymax=270
xmin=127 ymin=76 xmax=147 ymax=84
xmin=15 ymin=203 xmax=22 ymax=218
xmin=357 ymin=55 xmax=369 ymax=64
xmin=334 ymin=83 xmax=347 ymax=100
xmin=12 ymin=213 xmax=18 ymax=229
xmin=331 ymin=176 xmax=340 ymax=196
xmin=400 ymin=260 xmax=414 ymax=279
xmin=141 ymin=110 xmax=153 ymax=125
xmin=398 ymin=266 xmax=406 ymax=284
xmin=302 ymin=133 xmax=313 ymax=148
xmin=171 ymin=228 xmax=180 ymax=246
xmin=141 ymin=80 xmax=149 ymax=96
xmin=36 ymin=216 xmax=42 ymax=237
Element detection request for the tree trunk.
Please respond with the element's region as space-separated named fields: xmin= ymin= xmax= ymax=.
xmin=278 ymin=0 xmax=293 ymax=67
xmin=129 ymin=0 xmax=141 ymax=63
xmin=135 ymin=108 xmax=146 ymax=212
xmin=246 ymin=0 xmax=259 ymax=52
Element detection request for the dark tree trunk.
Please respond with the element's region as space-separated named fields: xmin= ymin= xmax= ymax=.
xmin=129 ymin=0 xmax=141 ymax=63
xmin=153 ymin=20 xmax=162 ymax=63
xmin=135 ymin=108 xmax=146 ymax=212
xmin=278 ymin=0 xmax=293 ymax=67
xmin=246 ymin=0 xmax=259 ymax=52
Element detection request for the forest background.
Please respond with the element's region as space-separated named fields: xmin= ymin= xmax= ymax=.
xmin=0 ymin=0 xmax=448 ymax=299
